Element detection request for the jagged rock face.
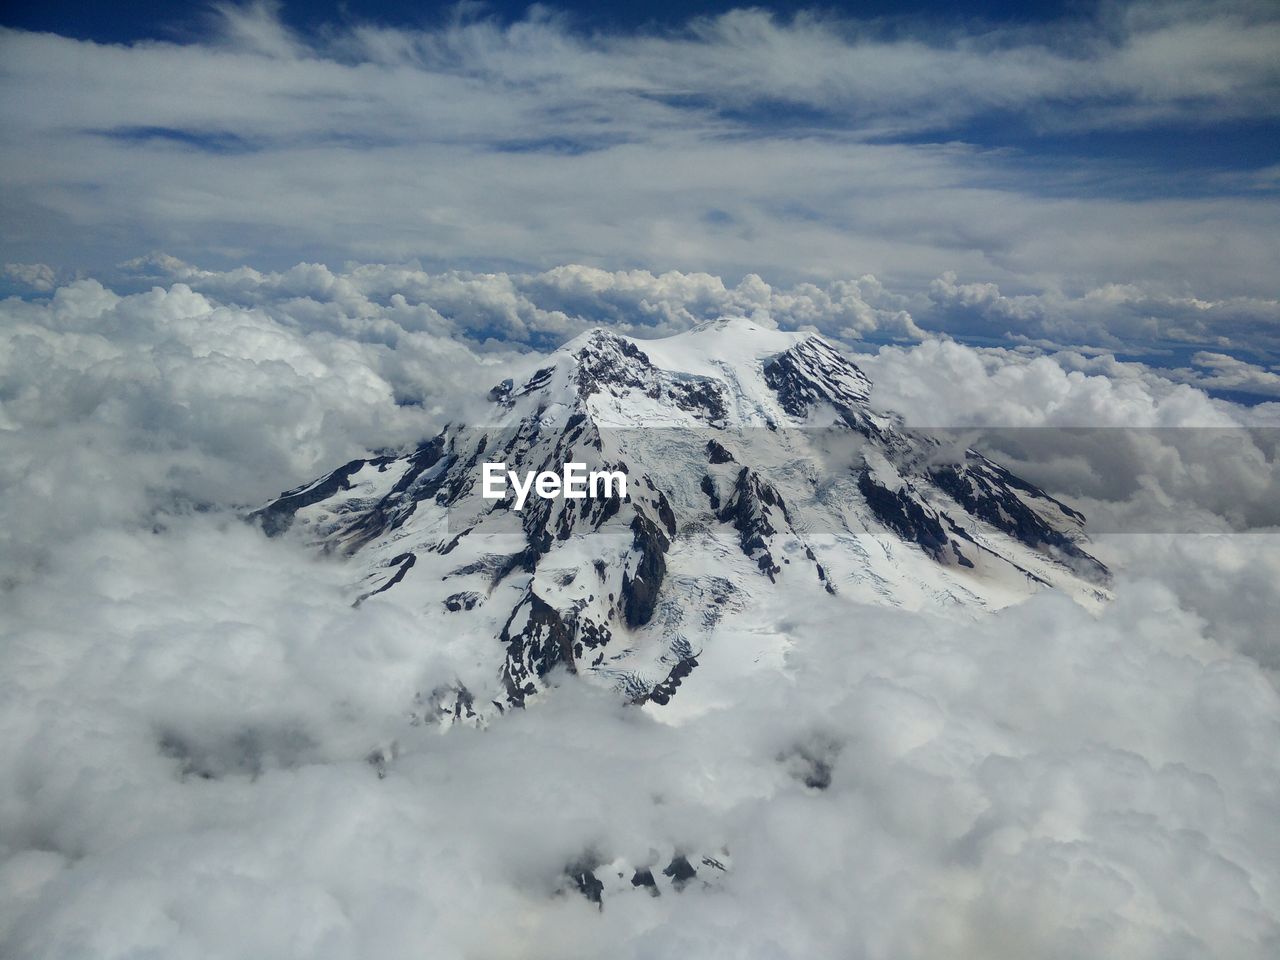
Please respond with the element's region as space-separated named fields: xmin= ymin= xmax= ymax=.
xmin=762 ymin=335 xmax=873 ymax=430
xmin=857 ymin=470 xmax=957 ymax=567
xmin=712 ymin=467 xmax=786 ymax=580
xmin=252 ymin=318 xmax=1108 ymax=719
xmin=557 ymin=849 xmax=732 ymax=906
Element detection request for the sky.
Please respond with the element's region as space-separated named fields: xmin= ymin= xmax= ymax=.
xmin=0 ymin=0 xmax=1100 ymax=42
xmin=2 ymin=4 xmax=1280 ymax=959
xmin=2 ymin=0 xmax=1279 ymax=384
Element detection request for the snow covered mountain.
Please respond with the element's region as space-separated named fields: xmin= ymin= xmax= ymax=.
xmin=253 ymin=318 xmax=1109 ymax=722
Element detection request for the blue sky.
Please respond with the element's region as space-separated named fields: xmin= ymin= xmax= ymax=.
xmin=1 ymin=1 xmax=1278 ymax=388
xmin=1 ymin=1 xmax=1086 ymax=41
xmin=6 ymin=0 xmax=1269 ymax=181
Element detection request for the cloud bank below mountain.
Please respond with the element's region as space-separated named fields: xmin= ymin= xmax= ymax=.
xmin=1 ymin=265 xmax=1278 ymax=957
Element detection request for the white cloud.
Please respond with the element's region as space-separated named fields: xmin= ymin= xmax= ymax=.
xmin=2 ymin=267 xmax=1279 ymax=957
xmin=119 ymin=255 xmax=925 ymax=343
xmin=0 ymin=275 xmax=508 ymax=587
xmin=855 ymin=338 xmax=1280 ymax=532
xmin=2 ymin=1 xmax=1278 ymax=323
xmin=1 ymin=0 xmax=1277 ymax=947
xmin=3 ymin=262 xmax=57 ymax=291
xmin=5 ymin=266 xmax=1274 ymax=572
xmin=927 ymin=272 xmax=1280 ymax=352
xmin=1168 ymin=352 xmax=1280 ymax=397
xmin=1 ymin=515 xmax=1277 ymax=958
xmin=856 ymin=337 xmax=1242 ymax=428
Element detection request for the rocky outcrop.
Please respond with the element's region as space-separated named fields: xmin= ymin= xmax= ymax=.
xmin=500 ymin=592 xmax=576 ymax=707
xmin=857 ymin=470 xmax=954 ymax=565
xmin=621 ymin=512 xmax=670 ymax=628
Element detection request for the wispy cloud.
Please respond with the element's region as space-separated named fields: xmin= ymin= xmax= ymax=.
xmin=2 ymin=1 xmax=1277 ymax=316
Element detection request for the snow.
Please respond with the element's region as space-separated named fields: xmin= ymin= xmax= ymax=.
xmin=266 ymin=319 xmax=1112 ymax=720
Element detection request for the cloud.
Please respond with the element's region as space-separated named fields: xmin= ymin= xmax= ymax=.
xmin=1 ymin=515 xmax=1278 ymax=958
xmin=1111 ymin=534 xmax=1280 ymax=676
xmin=856 ymin=337 xmax=1245 ymax=428
xmin=117 ymin=255 xmax=925 ymax=344
xmin=2 ymin=265 xmax=1280 ymax=957
xmin=855 ymin=338 xmax=1280 ymax=532
xmin=4 ymin=265 xmax=1274 ymax=567
xmin=1168 ymin=352 xmax=1280 ymax=397
xmin=2 ymin=1 xmax=1278 ymax=322
xmin=926 ymin=272 xmax=1280 ymax=353
xmin=3 ymin=262 xmax=57 ymax=291
xmin=0 ymin=274 xmax=508 ymax=587
xmin=0 ymin=261 xmax=924 ymax=592
xmin=3 ymin=0 xmax=1279 ymax=949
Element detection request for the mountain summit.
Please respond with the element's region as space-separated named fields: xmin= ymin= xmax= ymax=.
xmin=254 ymin=319 xmax=1108 ymax=720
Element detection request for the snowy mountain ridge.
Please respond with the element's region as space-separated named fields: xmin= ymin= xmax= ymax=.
xmin=253 ymin=318 xmax=1109 ymax=722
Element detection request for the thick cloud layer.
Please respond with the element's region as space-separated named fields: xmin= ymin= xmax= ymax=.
xmin=2 ymin=520 xmax=1277 ymax=959
xmin=113 ymin=255 xmax=924 ymax=343
xmin=2 ymin=270 xmax=1278 ymax=958
xmin=0 ymin=273 xmax=517 ymax=587
xmin=856 ymin=339 xmax=1280 ymax=533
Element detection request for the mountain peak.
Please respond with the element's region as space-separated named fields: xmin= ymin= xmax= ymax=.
xmin=558 ymin=325 xmax=637 ymax=355
xmin=255 ymin=317 xmax=1108 ymax=720
xmin=555 ymin=317 xmax=802 ymax=370
xmin=494 ymin=319 xmax=836 ymax=430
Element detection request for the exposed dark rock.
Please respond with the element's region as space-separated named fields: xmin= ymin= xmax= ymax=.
xmin=715 ymin=467 xmax=785 ymax=579
xmin=668 ymin=378 xmax=727 ymax=421
xmin=930 ymin=459 xmax=1109 ymax=581
xmin=250 ymin=454 xmax=395 ymax=536
xmin=576 ymin=615 xmax=612 ymax=650
xmin=517 ymin=366 xmax=555 ymax=396
xmin=654 ymin=490 xmax=677 ymax=537
xmin=352 ymin=552 xmax=417 ymax=607
xmin=438 ymin=526 xmax=472 ymax=555
xmin=326 ymin=436 xmax=453 ymax=554
xmin=571 ymin=329 xmax=727 ymax=421
xmin=641 ymin=652 xmax=699 ymax=706
xmin=857 ymin=470 xmax=950 ymax=563
xmin=662 ymin=855 xmax=697 ymax=891
xmin=590 ymin=483 xmax=623 ymax=529
xmin=158 ymin=725 xmax=315 ymax=781
xmin=365 ymin=743 xmax=397 ymax=779
xmin=575 ymin=333 xmax=655 ymax=396
xmin=806 ymin=762 xmax=830 ymax=789
xmin=700 ymin=474 xmax=720 ymax=511
xmin=444 ymin=591 xmax=480 ymax=612
xmin=443 ymin=548 xmax=536 ymax=587
xmin=631 ymin=868 xmax=659 ymax=896
xmin=781 ymin=736 xmax=841 ymax=790
xmin=763 ymin=337 xmax=872 ymax=428
xmin=706 ymin=438 xmax=735 ymax=464
xmin=620 ymin=512 xmax=670 ymax=629
xmin=253 ymin=324 xmax=1110 ymax=719
xmin=412 ymin=684 xmax=478 ymax=725
xmin=567 ymin=861 xmax=603 ymax=907
xmin=487 ymin=377 xmax=513 ymax=404
xmin=499 ymin=592 xmax=576 ymax=707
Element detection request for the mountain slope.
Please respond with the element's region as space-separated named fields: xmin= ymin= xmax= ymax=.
xmin=253 ymin=319 xmax=1109 ymax=720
